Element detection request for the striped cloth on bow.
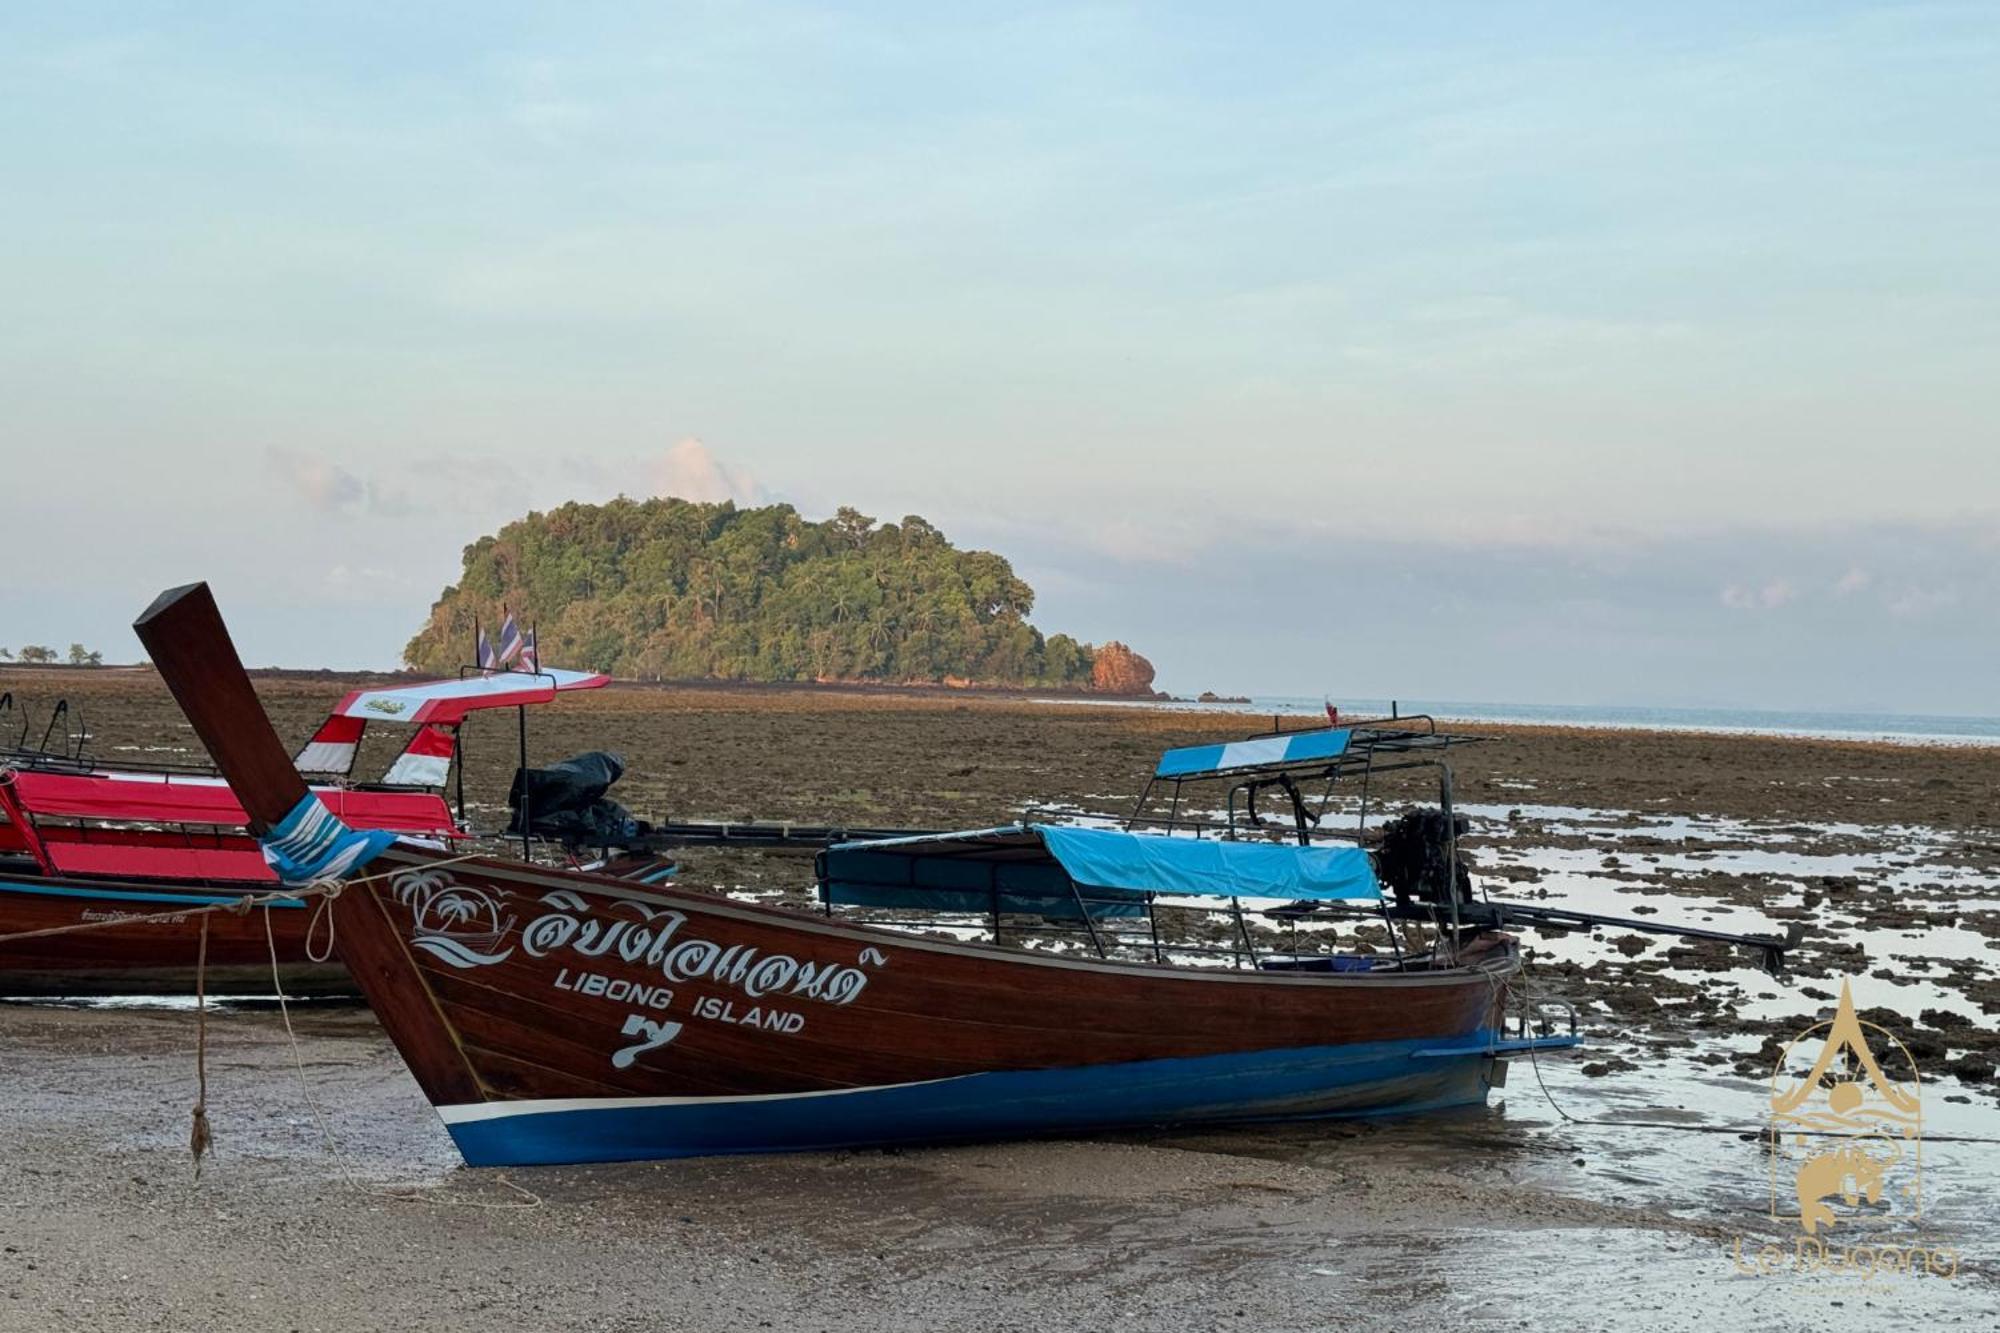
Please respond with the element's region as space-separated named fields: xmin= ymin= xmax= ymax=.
xmin=259 ymin=793 xmax=397 ymax=884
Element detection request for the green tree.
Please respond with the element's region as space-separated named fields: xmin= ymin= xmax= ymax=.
xmin=18 ymin=645 xmax=56 ymax=664
xmin=402 ymin=498 xmax=1117 ymax=688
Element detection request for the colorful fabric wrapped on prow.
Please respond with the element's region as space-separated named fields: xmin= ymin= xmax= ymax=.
xmin=258 ymin=792 xmax=398 ymax=884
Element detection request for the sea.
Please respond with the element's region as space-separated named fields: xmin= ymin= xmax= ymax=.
xmin=1044 ymin=694 xmax=2000 ymax=746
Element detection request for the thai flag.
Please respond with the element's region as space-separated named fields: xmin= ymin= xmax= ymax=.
xmin=519 ymin=626 xmax=538 ymax=674
xmin=497 ymin=611 xmax=523 ymax=667
xmin=477 ymin=626 xmax=498 ymax=672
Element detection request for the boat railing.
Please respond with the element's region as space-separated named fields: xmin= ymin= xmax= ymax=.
xmin=819 ymin=886 xmax=1434 ymax=973
xmin=0 ymin=696 xmax=100 ymax=770
xmin=1510 ymin=994 xmax=1579 ymax=1042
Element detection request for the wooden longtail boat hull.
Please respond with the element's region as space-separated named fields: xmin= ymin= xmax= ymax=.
xmin=0 ymin=873 xmax=345 ymax=996
xmin=331 ymin=845 xmax=1533 ymax=1165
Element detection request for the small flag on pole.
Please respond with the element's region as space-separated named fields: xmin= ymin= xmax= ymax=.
xmin=497 ymin=611 xmax=523 ymax=667
xmin=477 ymin=625 xmax=498 ymax=672
xmin=519 ymin=626 xmax=538 ymax=674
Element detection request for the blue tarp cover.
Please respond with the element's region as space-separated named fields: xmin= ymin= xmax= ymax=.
xmin=821 ymin=823 xmax=1380 ymax=910
xmin=1154 ymin=729 xmax=1351 ymax=779
xmin=819 ymin=842 xmax=1149 ymax=919
xmin=1034 ymin=825 xmax=1379 ymax=901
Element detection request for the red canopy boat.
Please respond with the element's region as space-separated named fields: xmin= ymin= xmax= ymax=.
xmin=0 ymin=666 xmax=606 ymax=995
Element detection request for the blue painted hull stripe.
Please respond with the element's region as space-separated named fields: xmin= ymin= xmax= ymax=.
xmin=0 ymin=879 xmax=303 ymax=908
xmin=443 ymin=1034 xmax=1513 ymax=1166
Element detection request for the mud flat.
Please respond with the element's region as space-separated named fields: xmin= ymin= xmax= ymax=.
xmin=2 ymin=669 xmax=1998 ymax=1328
xmin=1 ymin=1003 xmax=1995 ymax=1332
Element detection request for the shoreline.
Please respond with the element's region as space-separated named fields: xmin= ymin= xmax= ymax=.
xmin=8 ymin=663 xmax=1991 ymax=748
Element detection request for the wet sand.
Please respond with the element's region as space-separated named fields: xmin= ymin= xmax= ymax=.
xmin=2 ymin=1004 xmax=1994 ymax=1332
xmin=2 ymin=670 xmax=1997 ymax=1329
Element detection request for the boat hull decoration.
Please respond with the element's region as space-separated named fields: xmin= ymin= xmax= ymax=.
xmin=332 ymin=846 xmax=1539 ymax=1165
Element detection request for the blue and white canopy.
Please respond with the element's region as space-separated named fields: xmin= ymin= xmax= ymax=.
xmin=1154 ymin=728 xmax=1351 ymax=780
xmin=821 ymin=823 xmax=1379 ymax=920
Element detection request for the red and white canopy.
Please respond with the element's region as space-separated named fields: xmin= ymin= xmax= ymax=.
xmin=328 ymin=668 xmax=609 ymax=726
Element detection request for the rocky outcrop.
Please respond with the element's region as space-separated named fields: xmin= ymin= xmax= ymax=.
xmin=1090 ymin=641 xmax=1156 ymax=695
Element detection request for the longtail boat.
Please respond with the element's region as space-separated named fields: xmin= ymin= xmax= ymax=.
xmin=122 ymin=581 xmax=1809 ymax=1167
xmin=0 ymin=666 xmax=607 ymax=995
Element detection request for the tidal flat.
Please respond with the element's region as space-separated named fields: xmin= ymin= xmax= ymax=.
xmin=1 ymin=670 xmax=1996 ymax=1330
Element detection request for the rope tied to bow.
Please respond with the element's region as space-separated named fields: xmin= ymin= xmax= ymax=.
xmin=191 ymin=916 xmax=212 ymax=1176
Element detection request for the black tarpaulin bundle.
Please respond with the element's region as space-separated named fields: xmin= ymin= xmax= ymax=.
xmin=506 ymin=751 xmax=644 ymax=846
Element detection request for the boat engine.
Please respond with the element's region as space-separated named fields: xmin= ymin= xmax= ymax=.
xmin=1369 ymin=808 xmax=1475 ymax=911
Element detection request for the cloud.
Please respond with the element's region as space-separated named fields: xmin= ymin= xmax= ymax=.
xmin=650 ymin=437 xmax=761 ymax=505
xmin=1720 ymin=578 xmax=1797 ymax=610
xmin=267 ymin=448 xmax=415 ymax=516
xmin=1885 ymin=585 xmax=1959 ymax=619
xmin=270 ymin=448 xmax=366 ymax=511
xmin=1834 ymin=566 xmax=1870 ymax=595
xmin=321 ymin=563 xmax=432 ymax=603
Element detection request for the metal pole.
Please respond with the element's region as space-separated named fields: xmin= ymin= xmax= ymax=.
xmin=1067 ymin=877 xmax=1107 ymax=958
xmin=1440 ymin=762 xmax=1460 ymax=963
xmin=452 ymin=723 xmax=467 ymax=826
xmin=1127 ymin=777 xmax=1157 ymax=831
xmin=1232 ymin=897 xmax=1257 ymax=969
xmin=518 ymin=702 xmax=531 ymax=862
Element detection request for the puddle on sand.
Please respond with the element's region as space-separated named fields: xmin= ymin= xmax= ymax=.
xmin=1331 ymin=1226 xmax=1996 ymax=1331
xmin=1194 ymin=1048 xmax=2000 ymax=1325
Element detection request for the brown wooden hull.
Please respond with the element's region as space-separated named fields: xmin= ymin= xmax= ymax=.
xmin=0 ymin=872 xmax=347 ymax=997
xmin=332 ymin=845 xmax=1532 ymax=1164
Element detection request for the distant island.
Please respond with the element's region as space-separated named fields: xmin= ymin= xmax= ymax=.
xmin=404 ymin=498 xmax=1157 ymax=693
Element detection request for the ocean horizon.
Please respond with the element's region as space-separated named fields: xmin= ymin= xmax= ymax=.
xmin=1065 ymin=694 xmax=2000 ymax=746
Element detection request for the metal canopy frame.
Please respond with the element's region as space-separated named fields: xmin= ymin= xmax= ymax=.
xmin=454 ymin=660 xmax=561 ymax=860
xmin=1128 ymin=715 xmax=1485 ymax=847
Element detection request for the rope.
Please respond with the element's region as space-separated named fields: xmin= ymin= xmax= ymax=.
xmin=253 ymin=882 xmax=541 ymax=1212
xmin=0 ymin=885 xmax=306 ymax=947
xmin=264 ymin=901 xmax=358 ymax=1189
xmin=302 ymin=887 xmax=340 ymax=964
xmin=6 ymin=849 xmax=541 ymax=1209
xmin=0 ymin=852 xmax=491 ymax=948
xmin=190 ymin=917 xmax=212 ymax=1177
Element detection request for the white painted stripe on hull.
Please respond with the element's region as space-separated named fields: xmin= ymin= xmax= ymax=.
xmin=437 ymin=1077 xmax=962 ymax=1125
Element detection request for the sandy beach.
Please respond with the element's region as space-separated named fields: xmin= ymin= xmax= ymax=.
xmin=2 ymin=670 xmax=1996 ymax=1330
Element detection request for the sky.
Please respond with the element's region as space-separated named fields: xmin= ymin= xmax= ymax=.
xmin=1 ymin=3 xmax=1995 ymax=711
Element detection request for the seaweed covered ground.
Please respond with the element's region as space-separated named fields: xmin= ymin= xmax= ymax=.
xmin=24 ymin=667 xmax=1995 ymax=1097
xmin=2 ymin=667 xmax=1996 ymax=1330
